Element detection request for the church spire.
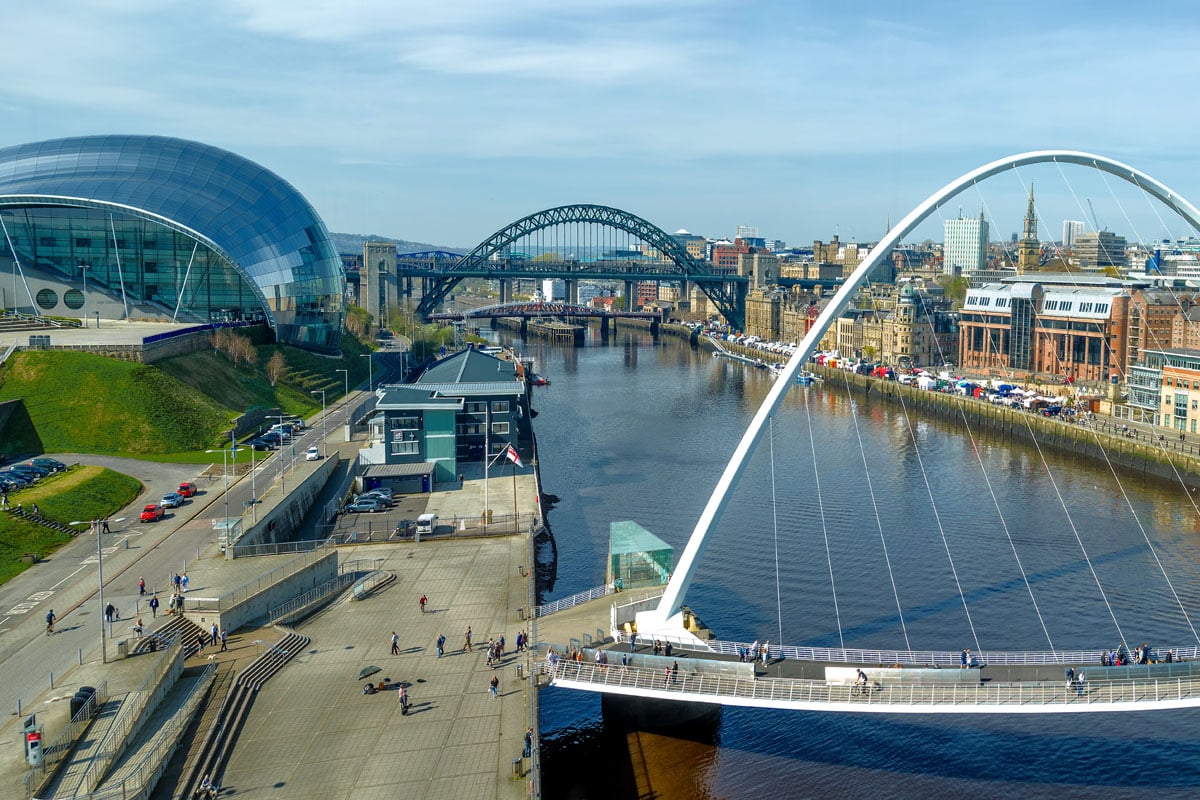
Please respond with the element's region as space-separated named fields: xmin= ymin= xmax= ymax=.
xmin=1017 ymin=183 xmax=1039 ymax=274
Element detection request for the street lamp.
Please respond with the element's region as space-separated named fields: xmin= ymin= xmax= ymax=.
xmin=68 ymin=519 xmax=116 ymax=663
xmin=335 ymin=368 xmax=349 ymax=399
xmin=361 ymin=352 xmax=373 ymax=392
xmin=206 ymin=446 xmax=240 ymax=551
xmin=311 ymin=389 xmax=326 ymax=457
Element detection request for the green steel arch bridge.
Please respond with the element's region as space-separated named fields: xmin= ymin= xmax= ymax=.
xmin=405 ymin=204 xmax=750 ymax=330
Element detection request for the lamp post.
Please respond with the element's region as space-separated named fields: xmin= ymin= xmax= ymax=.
xmin=311 ymin=389 xmax=326 ymax=457
xmin=205 ymin=446 xmax=239 ymax=551
xmin=268 ymin=414 xmax=288 ymax=492
xmin=79 ymin=264 xmax=90 ymax=327
xmin=335 ymin=368 xmax=349 ymax=427
xmin=68 ymin=519 xmax=106 ymax=662
xmin=361 ymin=352 xmax=373 ymax=392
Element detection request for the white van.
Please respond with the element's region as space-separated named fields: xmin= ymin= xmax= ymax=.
xmin=416 ymin=513 xmax=438 ymax=536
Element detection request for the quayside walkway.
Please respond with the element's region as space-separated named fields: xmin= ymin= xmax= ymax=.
xmin=543 ymin=644 xmax=1200 ymax=714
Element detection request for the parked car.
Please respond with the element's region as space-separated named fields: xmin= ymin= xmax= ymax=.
xmin=364 ymin=487 xmax=394 ymax=499
xmin=31 ymin=457 xmax=66 ymax=472
xmin=139 ymin=504 xmax=165 ymax=522
xmin=160 ymin=492 xmax=185 ymax=508
xmin=305 ymin=446 xmax=321 ymax=461
xmin=249 ymin=438 xmax=275 ymax=451
xmin=0 ymin=471 xmax=31 ymax=487
xmin=359 ymin=492 xmax=394 ymax=507
xmin=11 ymin=464 xmax=49 ymax=478
xmin=345 ymin=498 xmax=387 ymax=513
xmin=177 ymin=481 xmax=199 ymax=497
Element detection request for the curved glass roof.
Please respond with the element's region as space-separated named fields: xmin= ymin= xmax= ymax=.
xmin=0 ymin=135 xmax=344 ymax=351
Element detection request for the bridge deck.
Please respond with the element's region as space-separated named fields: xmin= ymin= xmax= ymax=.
xmin=543 ymin=644 xmax=1200 ymax=713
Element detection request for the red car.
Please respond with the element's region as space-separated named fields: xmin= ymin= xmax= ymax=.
xmin=139 ymin=504 xmax=164 ymax=523
xmin=177 ymin=481 xmax=199 ymax=498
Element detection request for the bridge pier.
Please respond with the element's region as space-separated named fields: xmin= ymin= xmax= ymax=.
xmin=520 ymin=318 xmax=528 ymax=338
xmin=499 ymin=279 xmax=511 ymax=305
xmin=600 ymin=317 xmax=610 ymax=338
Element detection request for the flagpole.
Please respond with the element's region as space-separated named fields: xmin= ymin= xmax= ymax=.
xmin=512 ymin=461 xmax=518 ymax=529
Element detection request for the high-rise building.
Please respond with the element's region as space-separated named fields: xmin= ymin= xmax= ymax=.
xmin=943 ymin=212 xmax=988 ymax=276
xmin=1062 ymin=220 xmax=1085 ymax=247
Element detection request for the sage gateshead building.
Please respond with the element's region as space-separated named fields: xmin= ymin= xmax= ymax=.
xmin=0 ymin=135 xmax=345 ymax=352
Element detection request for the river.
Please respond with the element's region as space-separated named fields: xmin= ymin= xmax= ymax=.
xmin=496 ymin=324 xmax=1200 ymax=799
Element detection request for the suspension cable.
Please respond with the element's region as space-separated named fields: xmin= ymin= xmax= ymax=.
xmin=769 ymin=416 xmax=784 ymax=646
xmin=804 ymin=378 xmax=844 ymax=649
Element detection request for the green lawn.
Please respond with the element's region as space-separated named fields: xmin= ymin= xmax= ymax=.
xmin=0 ymin=465 xmax=142 ymax=585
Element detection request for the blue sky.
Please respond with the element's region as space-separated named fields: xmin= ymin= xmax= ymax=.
xmin=3 ymin=1 xmax=1199 ymax=250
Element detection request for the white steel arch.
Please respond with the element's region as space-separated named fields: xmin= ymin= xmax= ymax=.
xmin=637 ymin=150 xmax=1200 ymax=637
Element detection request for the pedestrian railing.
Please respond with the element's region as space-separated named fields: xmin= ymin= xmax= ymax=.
xmin=190 ymin=549 xmax=334 ymax=612
xmin=534 ymin=584 xmax=613 ymax=618
xmin=268 ymin=571 xmax=358 ymax=624
xmin=24 ymin=681 xmax=109 ymax=798
xmin=77 ymin=661 xmax=216 ymax=800
xmin=546 ymin=656 xmax=1200 ymax=711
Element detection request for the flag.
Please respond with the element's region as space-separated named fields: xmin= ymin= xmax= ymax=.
xmin=505 ymin=444 xmax=524 ymax=468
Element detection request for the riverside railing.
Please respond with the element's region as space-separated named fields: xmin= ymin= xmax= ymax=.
xmin=25 ymin=680 xmax=109 ymax=798
xmin=81 ymin=661 xmax=216 ymax=800
xmin=608 ymin=632 xmax=1200 ymax=671
xmin=547 ymin=657 xmax=1200 ymax=710
xmin=74 ymin=640 xmax=184 ymax=796
xmin=188 ymin=549 xmax=333 ymax=613
xmin=534 ymin=584 xmax=613 ymax=618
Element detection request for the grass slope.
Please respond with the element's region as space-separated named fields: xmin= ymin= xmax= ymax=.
xmin=0 ymin=352 xmax=232 ymax=454
xmin=0 ymin=465 xmax=142 ymax=584
xmin=0 ymin=399 xmax=43 ymax=458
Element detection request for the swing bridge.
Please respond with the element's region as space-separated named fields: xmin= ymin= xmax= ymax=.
xmin=535 ymin=151 xmax=1200 ymax=714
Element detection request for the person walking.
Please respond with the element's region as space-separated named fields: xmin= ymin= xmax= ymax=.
xmin=489 ymin=675 xmax=499 ymax=699
xmin=32 ymin=503 xmax=39 ymax=516
xmin=419 ymin=594 xmax=427 ymax=613
xmin=524 ymin=727 xmax=533 ymax=758
xmin=399 ymin=685 xmax=410 ymax=714
xmin=105 ymin=603 xmax=116 ymax=623
xmin=762 ymin=640 xmax=770 ymax=667
xmin=101 ymin=518 xmax=111 ymax=534
xmin=391 ymin=631 xmax=399 ymax=656
xmin=181 ymin=573 xmax=189 ymax=592
xmin=219 ymin=628 xmax=228 ymax=651
xmin=134 ymin=618 xmax=144 ymax=639
xmin=138 ymin=577 xmax=146 ymax=596
xmin=464 ymin=626 xmax=472 ymax=652
xmin=148 ymin=594 xmax=159 ymax=618
xmin=173 ymin=573 xmax=181 ymax=592
xmin=436 ymin=634 xmax=445 ymax=658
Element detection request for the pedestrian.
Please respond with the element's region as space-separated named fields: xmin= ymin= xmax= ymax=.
xmin=173 ymin=573 xmax=181 ymax=592
xmin=219 ymin=628 xmax=227 ymax=651
xmin=197 ymin=631 xmax=207 ymax=655
xmin=436 ymin=634 xmax=445 ymax=658
xmin=134 ymin=618 xmax=144 ymax=639
xmin=101 ymin=518 xmax=111 ymax=534
xmin=524 ymin=727 xmax=533 ymax=758
xmin=105 ymin=603 xmax=116 ymax=623
xmin=419 ymin=594 xmax=427 ymax=613
xmin=664 ymin=667 xmax=671 ymax=687
xmin=961 ymin=649 xmax=969 ymax=668
xmin=489 ymin=675 xmax=499 ymax=699
xmin=672 ymin=661 xmax=679 ymax=683
xmin=399 ymin=685 xmax=410 ymax=714
xmin=762 ymin=640 xmax=769 ymax=666
xmin=2 ymin=491 xmax=7 ymax=508
xmin=1076 ymin=670 xmax=1086 ymax=697
xmin=391 ymin=631 xmax=399 ymax=656
xmin=32 ymin=503 xmax=39 ymax=516
xmin=464 ymin=626 xmax=472 ymax=652
xmin=138 ymin=577 xmax=146 ymax=596
xmin=629 ymin=632 xmax=637 ymax=651
xmin=211 ymin=623 xmax=219 ymax=646
xmin=181 ymin=573 xmax=189 ymax=592
xmin=621 ymin=652 xmax=629 ymax=670
xmin=149 ymin=595 xmax=159 ymax=618
xmin=1065 ymin=666 xmax=1075 ymax=687
xmin=499 ymin=634 xmax=505 ymax=654
xmin=653 ymin=639 xmax=661 ymax=657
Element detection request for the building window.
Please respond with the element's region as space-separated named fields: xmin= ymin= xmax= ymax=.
xmin=75 ymin=238 xmax=91 ymax=248
xmin=491 ymin=401 xmax=510 ymax=414
xmin=491 ymin=421 xmax=510 ymax=435
xmin=39 ymin=237 xmax=55 ymax=247
xmin=390 ymin=441 xmax=419 ymax=456
xmin=465 ymin=401 xmax=487 ymax=414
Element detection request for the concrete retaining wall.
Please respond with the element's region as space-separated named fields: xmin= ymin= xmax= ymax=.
xmin=189 ymin=550 xmax=338 ymax=633
xmin=230 ymin=456 xmax=339 ymax=557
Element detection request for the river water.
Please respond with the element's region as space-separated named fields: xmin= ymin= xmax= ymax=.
xmin=497 ymin=325 xmax=1200 ymax=799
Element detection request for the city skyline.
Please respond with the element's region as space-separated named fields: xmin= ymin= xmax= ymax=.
xmin=3 ymin=2 xmax=1199 ymax=248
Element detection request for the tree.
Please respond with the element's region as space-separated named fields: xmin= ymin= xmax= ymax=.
xmin=266 ymin=350 xmax=287 ymax=386
xmin=937 ymin=275 xmax=969 ymax=309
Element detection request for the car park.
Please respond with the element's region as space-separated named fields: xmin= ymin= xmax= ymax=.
xmin=140 ymin=504 xmax=165 ymax=522
xmin=305 ymin=447 xmax=321 ymax=461
xmin=177 ymin=481 xmax=199 ymax=497
xmin=0 ymin=471 xmax=31 ymax=487
xmin=160 ymin=492 xmax=185 ymax=508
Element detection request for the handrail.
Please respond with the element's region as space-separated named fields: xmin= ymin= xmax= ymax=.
xmin=25 ymin=680 xmax=110 ymax=798
xmin=189 ymin=549 xmax=334 ymax=612
xmin=268 ymin=571 xmax=357 ymax=624
xmin=78 ymin=661 xmax=216 ymax=800
xmin=534 ymin=584 xmax=613 ymax=618
xmin=546 ymin=657 xmax=1200 ymax=711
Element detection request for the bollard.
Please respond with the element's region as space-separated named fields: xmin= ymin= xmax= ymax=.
xmin=124 ymin=537 xmax=130 ymax=549
xmin=511 ymin=757 xmax=522 ymax=777
xmin=49 ymin=672 xmax=53 ymax=690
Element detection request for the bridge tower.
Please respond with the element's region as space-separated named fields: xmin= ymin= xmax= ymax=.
xmin=363 ymin=241 xmax=398 ymax=329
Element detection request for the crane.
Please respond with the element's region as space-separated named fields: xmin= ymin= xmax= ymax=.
xmin=1087 ymin=198 xmax=1103 ymax=231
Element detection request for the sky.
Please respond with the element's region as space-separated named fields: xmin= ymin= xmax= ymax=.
xmin=3 ymin=0 xmax=1200 ymax=250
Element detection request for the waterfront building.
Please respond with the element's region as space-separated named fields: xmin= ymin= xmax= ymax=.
xmin=1129 ymin=288 xmax=1192 ymax=372
xmin=0 ymin=135 xmax=344 ymax=352
xmin=943 ymin=212 xmax=989 ymax=276
xmin=958 ymin=274 xmax=1135 ymax=382
xmin=1073 ymin=230 xmax=1127 ymax=272
xmin=361 ymin=349 xmax=531 ymax=489
xmin=1128 ymin=348 xmax=1200 ymax=432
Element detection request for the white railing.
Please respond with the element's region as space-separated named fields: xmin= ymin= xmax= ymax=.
xmin=25 ymin=681 xmax=109 ymax=798
xmin=534 ymin=584 xmax=613 ymax=618
xmin=269 ymin=571 xmax=357 ymax=624
xmin=189 ymin=549 xmax=333 ymax=612
xmin=546 ymin=657 xmax=1200 ymax=710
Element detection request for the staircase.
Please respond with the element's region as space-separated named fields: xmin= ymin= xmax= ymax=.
xmin=132 ymin=614 xmax=207 ymax=657
xmin=4 ymin=506 xmax=77 ymax=535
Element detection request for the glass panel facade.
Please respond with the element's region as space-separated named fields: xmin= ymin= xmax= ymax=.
xmin=0 ymin=135 xmax=345 ymax=352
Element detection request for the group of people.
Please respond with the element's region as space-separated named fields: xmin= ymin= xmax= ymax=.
xmin=1100 ymin=642 xmax=1171 ymax=667
xmin=737 ymin=639 xmax=770 ymax=666
xmin=195 ymin=624 xmax=228 ymax=655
